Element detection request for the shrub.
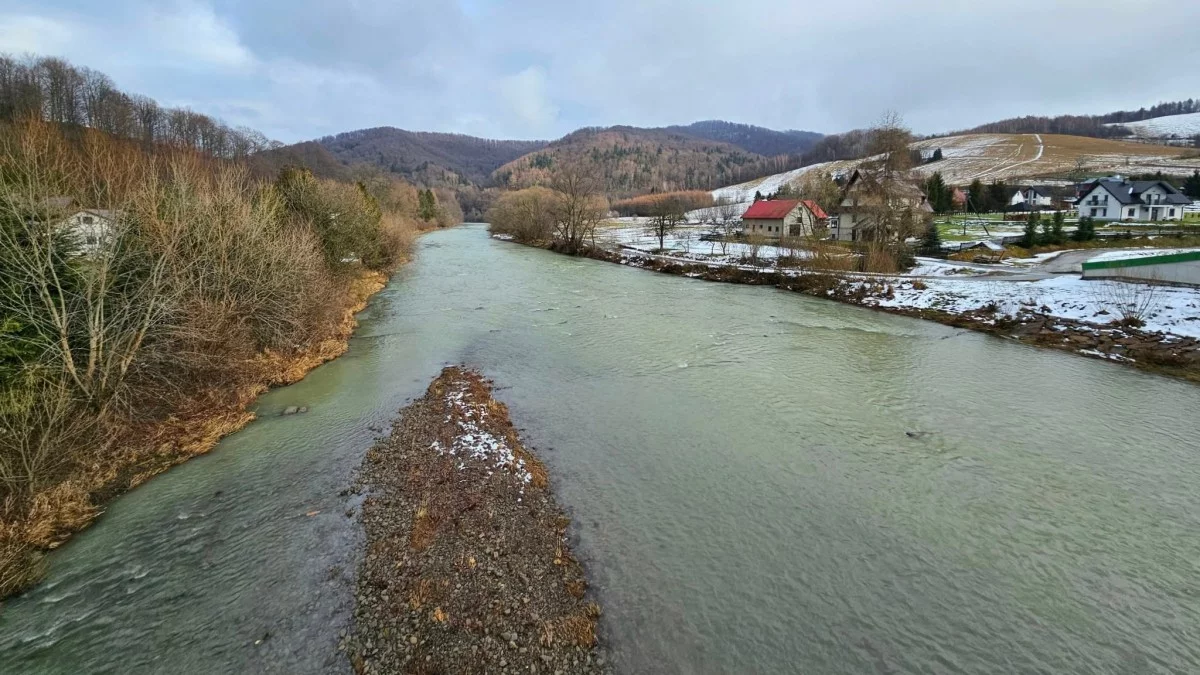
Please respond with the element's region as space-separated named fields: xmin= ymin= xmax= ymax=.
xmin=486 ymin=186 xmax=558 ymax=243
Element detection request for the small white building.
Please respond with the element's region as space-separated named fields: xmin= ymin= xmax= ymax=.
xmin=58 ymin=209 xmax=120 ymax=254
xmin=1010 ymin=186 xmax=1055 ymax=209
xmin=1075 ymin=179 xmax=1190 ymax=221
xmin=741 ymin=199 xmax=827 ymax=238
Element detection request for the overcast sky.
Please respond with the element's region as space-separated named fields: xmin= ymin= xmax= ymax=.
xmin=3 ymin=0 xmax=1199 ymax=143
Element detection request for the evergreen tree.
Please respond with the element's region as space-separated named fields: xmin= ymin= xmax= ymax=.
xmin=418 ymin=189 xmax=439 ymax=221
xmin=919 ymin=222 xmax=942 ymax=255
xmin=988 ymin=180 xmax=1010 ymax=214
xmin=753 ymin=190 xmax=763 ymax=202
xmin=968 ymin=178 xmax=986 ymax=213
xmin=1072 ymin=216 xmax=1096 ymax=242
xmin=931 ymin=148 xmax=944 ymax=162
xmin=1022 ymin=212 xmax=1041 ymax=248
xmin=923 ymin=172 xmax=952 ymax=214
xmin=1184 ymin=170 xmax=1200 ymax=199
xmin=1050 ymin=211 xmax=1066 ymax=245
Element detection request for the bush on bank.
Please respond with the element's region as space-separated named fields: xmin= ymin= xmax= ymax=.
xmin=0 ymin=118 xmax=440 ymax=600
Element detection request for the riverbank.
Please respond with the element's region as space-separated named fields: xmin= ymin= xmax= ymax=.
xmin=526 ymin=241 xmax=1200 ymax=383
xmin=0 ymin=267 xmax=393 ymax=603
xmin=349 ymin=367 xmax=607 ymax=675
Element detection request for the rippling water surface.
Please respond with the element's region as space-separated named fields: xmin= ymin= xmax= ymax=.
xmin=3 ymin=225 xmax=1199 ymax=673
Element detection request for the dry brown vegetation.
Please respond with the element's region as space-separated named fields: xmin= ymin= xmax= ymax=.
xmin=0 ymin=118 xmax=442 ymax=601
xmin=610 ymin=190 xmax=713 ymax=217
xmin=486 ymin=163 xmax=608 ymax=253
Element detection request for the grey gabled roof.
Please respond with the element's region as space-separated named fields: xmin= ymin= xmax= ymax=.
xmin=1082 ymin=179 xmax=1191 ymax=206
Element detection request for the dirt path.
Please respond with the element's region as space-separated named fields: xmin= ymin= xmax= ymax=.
xmin=348 ymin=367 xmax=608 ymax=675
xmin=973 ymin=133 xmax=1045 ymax=181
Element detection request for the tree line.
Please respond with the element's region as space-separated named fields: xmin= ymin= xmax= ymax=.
xmin=0 ymin=54 xmax=280 ymax=159
xmin=951 ymin=99 xmax=1200 ymax=140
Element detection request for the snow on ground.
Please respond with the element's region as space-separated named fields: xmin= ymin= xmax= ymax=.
xmin=597 ymin=221 xmax=796 ymax=263
xmin=1086 ymin=247 xmax=1200 ymax=263
xmin=1106 ymin=112 xmax=1200 ymax=140
xmin=868 ymin=275 xmax=1200 ymax=339
xmin=710 ymin=161 xmax=838 ymax=203
xmin=433 ymin=385 xmax=532 ymax=485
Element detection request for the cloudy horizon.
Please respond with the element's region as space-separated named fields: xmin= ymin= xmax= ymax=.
xmin=3 ymin=0 xmax=1199 ymax=144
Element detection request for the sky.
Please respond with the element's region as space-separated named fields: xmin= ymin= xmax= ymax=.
xmin=3 ymin=0 xmax=1200 ymax=144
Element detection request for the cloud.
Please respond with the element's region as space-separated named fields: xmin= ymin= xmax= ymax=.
xmin=0 ymin=14 xmax=76 ymax=55
xmin=144 ymin=1 xmax=254 ymax=69
xmin=495 ymin=67 xmax=559 ymax=133
xmin=2 ymin=0 xmax=1200 ymax=143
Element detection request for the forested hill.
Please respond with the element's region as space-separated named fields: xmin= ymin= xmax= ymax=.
xmin=665 ymin=121 xmax=822 ymax=157
xmin=249 ymin=141 xmax=354 ymax=181
xmin=492 ymin=126 xmax=802 ymax=196
xmin=954 ymin=99 xmax=1200 ymax=139
xmin=316 ymin=127 xmax=548 ymax=186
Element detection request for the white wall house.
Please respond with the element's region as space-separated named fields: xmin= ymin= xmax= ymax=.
xmin=58 ymin=209 xmax=120 ymax=254
xmin=1075 ymin=179 xmax=1190 ymax=221
xmin=1010 ymin=186 xmax=1055 ymax=209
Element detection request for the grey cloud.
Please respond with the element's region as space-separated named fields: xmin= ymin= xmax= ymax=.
xmin=3 ymin=0 xmax=1199 ymax=143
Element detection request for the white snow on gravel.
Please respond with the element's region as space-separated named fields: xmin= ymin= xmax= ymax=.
xmin=432 ymin=387 xmax=531 ymax=484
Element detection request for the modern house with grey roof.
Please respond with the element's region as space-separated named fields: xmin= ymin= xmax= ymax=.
xmin=1075 ymin=178 xmax=1190 ymax=222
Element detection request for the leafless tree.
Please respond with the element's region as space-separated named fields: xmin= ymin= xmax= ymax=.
xmin=648 ymin=195 xmax=686 ymax=251
xmin=549 ymin=163 xmax=607 ymax=253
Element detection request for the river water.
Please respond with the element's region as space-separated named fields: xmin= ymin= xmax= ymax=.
xmin=3 ymin=224 xmax=1199 ymax=674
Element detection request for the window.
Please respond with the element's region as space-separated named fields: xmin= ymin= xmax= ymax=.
xmin=83 ymin=216 xmax=94 ymax=224
xmin=1090 ymin=208 xmax=1100 ymax=217
xmin=1129 ymin=208 xmax=1135 ymax=217
xmin=1170 ymin=209 xmax=1176 ymax=217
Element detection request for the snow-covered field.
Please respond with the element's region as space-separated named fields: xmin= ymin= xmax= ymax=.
xmin=710 ymin=161 xmax=839 ymax=204
xmin=596 ymin=220 xmax=800 ymax=263
xmin=866 ymin=275 xmax=1200 ymax=339
xmin=1107 ymin=112 xmax=1200 ymax=140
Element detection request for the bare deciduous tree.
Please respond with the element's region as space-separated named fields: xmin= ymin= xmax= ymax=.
xmin=549 ymin=163 xmax=607 ymax=253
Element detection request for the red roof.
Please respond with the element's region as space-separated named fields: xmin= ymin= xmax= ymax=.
xmin=801 ymin=199 xmax=828 ymax=220
xmin=742 ymin=199 xmax=802 ymax=220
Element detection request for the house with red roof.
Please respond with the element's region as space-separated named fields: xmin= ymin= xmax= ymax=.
xmin=741 ymin=199 xmax=828 ymax=238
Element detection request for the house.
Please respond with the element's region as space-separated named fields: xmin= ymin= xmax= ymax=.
xmin=951 ymin=187 xmax=968 ymax=210
xmin=830 ymin=169 xmax=933 ymax=242
xmin=1009 ymin=186 xmax=1056 ymax=210
xmin=56 ymin=208 xmax=120 ymax=254
xmin=741 ymin=199 xmax=827 ymax=238
xmin=1075 ymin=178 xmax=1190 ymax=221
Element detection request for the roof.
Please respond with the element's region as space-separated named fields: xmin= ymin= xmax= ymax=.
xmin=800 ymin=200 xmax=828 ymax=220
xmin=1081 ymin=179 xmax=1191 ymax=205
xmin=742 ymin=199 xmax=802 ymax=220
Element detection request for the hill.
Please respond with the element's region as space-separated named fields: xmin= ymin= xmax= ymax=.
xmin=493 ymin=126 xmax=800 ymax=196
xmin=713 ymin=133 xmax=1200 ymax=203
xmin=316 ymin=128 xmax=548 ymax=186
xmin=1106 ymin=112 xmax=1200 ymax=144
xmin=249 ymin=141 xmax=354 ymax=181
xmin=953 ymin=99 xmax=1200 ymax=140
xmin=664 ymin=121 xmax=822 ymax=157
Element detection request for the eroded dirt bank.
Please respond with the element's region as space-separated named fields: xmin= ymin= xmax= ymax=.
xmin=348 ymin=367 xmax=607 ymax=675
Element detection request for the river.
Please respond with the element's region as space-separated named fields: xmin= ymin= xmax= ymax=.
xmin=3 ymin=224 xmax=1199 ymax=674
